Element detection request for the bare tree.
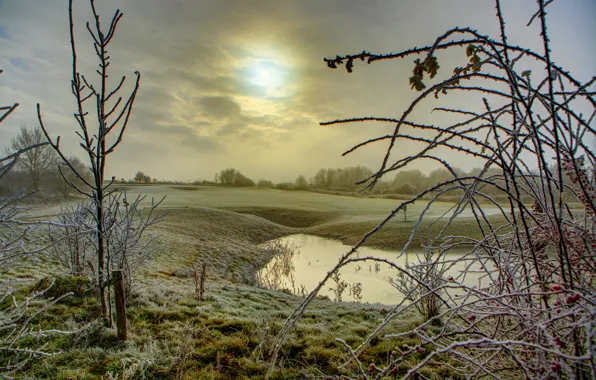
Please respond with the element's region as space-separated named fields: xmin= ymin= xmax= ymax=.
xmin=295 ymin=174 xmax=308 ymax=190
xmin=6 ymin=125 xmax=58 ymax=191
xmin=133 ymin=170 xmax=147 ymax=184
xmin=37 ymin=0 xmax=151 ymax=325
xmin=47 ymin=202 xmax=94 ymax=276
xmin=267 ymin=1 xmax=595 ymax=378
xmin=47 ymin=192 xmax=164 ymax=322
xmin=217 ymin=168 xmax=255 ymax=187
xmin=102 ymin=192 xmax=164 ymax=297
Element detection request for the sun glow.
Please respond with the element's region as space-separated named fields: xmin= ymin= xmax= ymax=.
xmin=246 ymin=58 xmax=287 ymax=96
xmin=258 ymin=69 xmax=273 ymax=87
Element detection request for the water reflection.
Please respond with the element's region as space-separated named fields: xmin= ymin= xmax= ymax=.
xmin=258 ymin=234 xmax=491 ymax=304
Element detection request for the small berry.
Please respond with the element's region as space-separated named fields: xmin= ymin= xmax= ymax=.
xmin=566 ymin=294 xmax=580 ymax=304
xmin=554 ymin=337 xmax=567 ymax=349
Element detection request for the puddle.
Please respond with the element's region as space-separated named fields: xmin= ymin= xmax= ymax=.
xmin=259 ymin=234 xmax=492 ymax=304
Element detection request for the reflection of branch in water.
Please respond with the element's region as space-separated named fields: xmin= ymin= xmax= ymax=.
xmin=256 ymin=240 xmax=300 ymax=293
xmin=329 ymin=272 xmax=363 ymax=302
xmin=349 ymin=282 xmax=363 ymax=301
xmin=329 ymin=271 xmax=348 ymax=302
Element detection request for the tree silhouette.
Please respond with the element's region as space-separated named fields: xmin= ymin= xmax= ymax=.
xmin=6 ymin=125 xmax=58 ymax=191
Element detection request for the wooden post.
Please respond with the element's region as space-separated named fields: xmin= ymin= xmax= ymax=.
xmin=112 ymin=270 xmax=127 ymax=341
xmin=200 ymin=262 xmax=207 ymax=302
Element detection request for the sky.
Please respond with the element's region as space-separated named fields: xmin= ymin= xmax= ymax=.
xmin=0 ymin=0 xmax=595 ymax=183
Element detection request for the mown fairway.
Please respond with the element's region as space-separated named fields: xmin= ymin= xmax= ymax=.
xmin=118 ymin=184 xmax=494 ymax=219
xmin=126 ymin=185 xmax=505 ymax=252
xmin=31 ymin=184 xmax=495 ymax=220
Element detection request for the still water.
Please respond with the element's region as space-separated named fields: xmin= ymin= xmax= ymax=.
xmin=259 ymin=234 xmax=492 ymax=304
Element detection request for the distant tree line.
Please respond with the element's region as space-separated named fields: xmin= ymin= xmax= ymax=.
xmin=113 ymin=164 xmax=581 ymax=204
xmin=214 ymin=168 xmax=255 ymax=187
xmin=209 ymin=165 xmax=578 ymax=204
xmin=208 ymin=165 xmax=454 ymax=194
xmin=133 ymin=171 xmax=152 ymax=184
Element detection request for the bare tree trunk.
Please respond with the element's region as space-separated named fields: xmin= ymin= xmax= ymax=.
xmin=96 ymin=192 xmax=109 ymax=325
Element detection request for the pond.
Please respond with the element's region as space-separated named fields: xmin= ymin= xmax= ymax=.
xmin=258 ymin=234 xmax=493 ymax=304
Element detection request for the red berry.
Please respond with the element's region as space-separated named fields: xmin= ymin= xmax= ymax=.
xmin=369 ymin=363 xmax=376 ymax=373
xmin=566 ymin=294 xmax=580 ymax=304
xmin=468 ymin=315 xmax=476 ymax=322
xmin=554 ymin=337 xmax=567 ymax=349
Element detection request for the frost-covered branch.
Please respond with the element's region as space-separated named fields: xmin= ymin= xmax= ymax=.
xmin=268 ymin=1 xmax=595 ymax=378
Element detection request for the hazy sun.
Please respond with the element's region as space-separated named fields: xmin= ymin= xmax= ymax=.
xmin=258 ymin=69 xmax=273 ymax=86
xmin=248 ymin=59 xmax=285 ymax=95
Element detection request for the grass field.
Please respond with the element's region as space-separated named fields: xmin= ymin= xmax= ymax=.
xmin=30 ymin=184 xmax=498 ymax=220
xmin=88 ymin=185 xmax=506 ymax=280
xmin=6 ymin=185 xmax=506 ymax=378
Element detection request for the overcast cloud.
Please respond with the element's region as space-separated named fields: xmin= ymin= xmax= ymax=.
xmin=1 ymin=0 xmax=594 ymax=182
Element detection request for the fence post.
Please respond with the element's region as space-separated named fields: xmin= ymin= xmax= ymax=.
xmin=113 ymin=270 xmax=127 ymax=341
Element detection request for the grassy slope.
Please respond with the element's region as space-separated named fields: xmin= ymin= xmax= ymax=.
xmin=26 ymin=278 xmax=443 ymax=379
xmin=14 ymin=208 xmax=452 ymax=379
xmin=151 ymin=208 xmax=294 ymax=283
xmin=10 ymin=186 xmax=505 ymax=378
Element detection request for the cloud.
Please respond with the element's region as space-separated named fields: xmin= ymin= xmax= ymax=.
xmin=198 ymin=96 xmax=242 ymax=119
xmin=215 ymin=122 xmax=243 ymax=137
xmin=0 ymin=25 xmax=10 ymax=40
xmin=180 ymin=134 xmax=223 ymax=152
